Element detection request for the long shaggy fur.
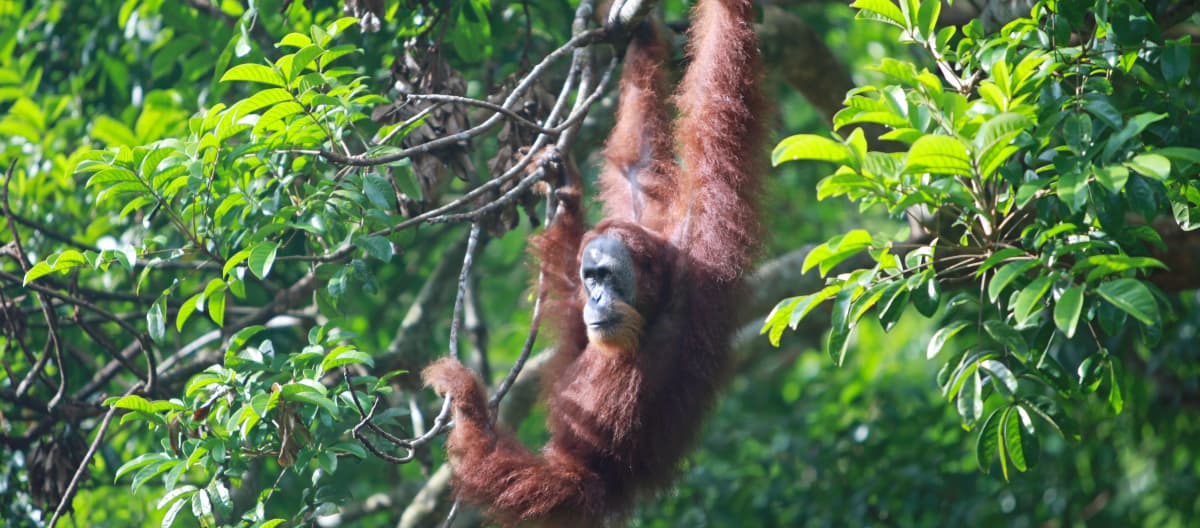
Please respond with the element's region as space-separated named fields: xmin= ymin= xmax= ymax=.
xmin=423 ymin=1 xmax=766 ymax=525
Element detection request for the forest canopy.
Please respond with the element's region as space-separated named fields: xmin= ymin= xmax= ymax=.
xmin=2 ymin=0 xmax=1200 ymax=526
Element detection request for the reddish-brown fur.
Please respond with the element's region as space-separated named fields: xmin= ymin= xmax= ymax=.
xmin=423 ymin=0 xmax=766 ymax=525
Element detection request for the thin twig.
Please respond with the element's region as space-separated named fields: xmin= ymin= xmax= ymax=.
xmin=448 ymin=223 xmax=483 ymax=361
xmin=47 ymin=383 xmax=142 ymax=527
xmin=406 ymin=94 xmax=558 ymax=136
xmin=4 ymin=162 xmax=68 ymax=406
xmin=317 ymin=27 xmax=608 ymax=167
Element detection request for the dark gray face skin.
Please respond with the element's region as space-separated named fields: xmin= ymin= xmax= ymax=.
xmin=580 ymin=235 xmax=637 ymax=332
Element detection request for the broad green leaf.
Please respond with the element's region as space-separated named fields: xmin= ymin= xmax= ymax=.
xmin=927 ymin=320 xmax=969 ymax=359
xmin=1054 ymin=286 xmax=1084 ymax=338
xmin=957 ymin=370 xmax=983 ymax=425
xmin=22 ymin=261 xmax=54 ymax=285
xmin=904 ymin=135 xmax=972 ymax=176
xmin=177 ymin=293 xmax=201 ymax=332
xmin=233 ymin=88 xmax=292 ymax=117
xmin=982 ymin=320 xmax=1026 ymax=354
xmin=161 ymin=492 xmax=188 ymax=528
xmin=229 ymin=325 xmax=267 ymax=349
xmin=289 ymin=45 xmax=323 ymax=81
xmin=851 ymin=0 xmax=906 ymax=27
xmin=1125 ymin=153 xmax=1170 ymax=181
xmin=191 ymin=489 xmax=213 ymax=519
xmin=1002 ymin=407 xmax=1029 ymax=474
xmin=208 ymin=290 xmax=226 ymax=327
xmin=1095 ymin=278 xmax=1158 ymax=326
xmin=762 ymin=297 xmax=800 ymax=346
xmin=115 ymin=453 xmax=170 ymax=482
xmin=976 ymin=112 xmax=1031 ymax=149
xmin=979 ymin=359 xmax=1018 ymax=395
xmin=321 ymin=346 xmax=375 ymax=372
xmin=1094 ymin=165 xmax=1129 ymax=193
xmin=220 ymin=63 xmax=285 ymax=87
xmin=108 ymin=394 xmax=154 ymax=412
xmin=1057 ymin=169 xmax=1087 ymax=212
xmin=976 ymin=407 xmax=1003 ymax=473
xmin=784 ymin=285 xmax=840 ymax=335
xmin=278 ymin=32 xmax=313 ymax=49
xmin=363 ymin=172 xmax=396 ymax=210
xmin=223 ymin=248 xmax=251 ymax=277
xmin=253 ymin=101 xmax=305 ymax=135
xmin=826 ymin=287 xmax=857 ymax=366
xmin=987 ymin=259 xmax=1038 ymax=302
xmin=248 ymin=242 xmax=279 ymax=280
xmin=876 ymin=281 xmax=909 ymax=332
xmin=910 ymin=272 xmax=940 ymax=317
xmin=772 ymin=134 xmax=852 ymax=166
xmin=1013 ymin=275 xmax=1052 ymax=324
xmin=147 ymin=302 xmax=166 ymax=342
xmin=355 ymin=235 xmax=394 ymax=262
xmin=157 ymin=486 xmax=198 ymax=510
xmin=1155 ymin=146 xmax=1200 ymax=164
xmin=916 ymin=0 xmax=940 ymax=39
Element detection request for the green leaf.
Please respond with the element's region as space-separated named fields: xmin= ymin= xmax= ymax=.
xmin=277 ymin=32 xmax=313 ymax=49
xmin=321 ymin=346 xmax=375 ymax=372
xmin=987 ymin=259 xmax=1038 ymax=303
xmin=826 ymin=287 xmax=857 ymax=366
xmin=976 ymin=407 xmax=1003 ymax=473
xmin=253 ymin=101 xmax=305 ymax=135
xmin=233 ymin=88 xmax=293 ymax=117
xmin=161 ymin=491 xmax=189 ymax=528
xmin=876 ymin=281 xmax=909 ymax=332
xmin=976 ymin=112 xmax=1031 ymax=149
xmin=220 ymin=63 xmax=285 ymax=87
xmin=285 ymin=390 xmax=339 ymax=416
xmin=982 ymin=320 xmax=1027 ymax=354
xmin=363 ymin=172 xmax=396 ymax=210
xmin=289 ymin=45 xmax=323 ymax=81
xmin=772 ymin=134 xmax=852 ymax=166
xmin=1155 ymin=146 xmax=1200 ymax=165
xmin=1057 ymin=169 xmax=1087 ymax=212
xmin=910 ymin=273 xmax=941 ymax=317
xmin=1094 ymin=165 xmax=1130 ymax=193
xmin=927 ymin=320 xmax=969 ymax=359
xmin=916 ymin=0 xmax=940 ymax=39
xmin=147 ymin=302 xmax=166 ymax=342
xmin=191 ymin=489 xmax=212 ymax=519
xmin=1003 ymin=406 xmax=1038 ymax=474
xmin=979 ymin=359 xmax=1018 ymax=396
xmin=157 ymin=485 xmax=198 ymax=510
xmin=1078 ymin=355 xmax=1105 ymax=392
xmin=115 ymin=453 xmax=170 ymax=482
xmin=904 ymin=135 xmax=973 ymax=176
xmin=956 ymin=369 xmax=983 ymax=425
xmin=1054 ymin=286 xmax=1085 ymax=338
xmin=1125 ymin=153 xmax=1171 ymax=181
xmin=355 ymin=235 xmax=394 ymax=262
xmin=22 ymin=261 xmax=54 ymax=285
xmin=248 ymin=242 xmax=280 ymax=280
xmin=1013 ymin=275 xmax=1052 ymax=324
xmin=177 ymin=294 xmax=201 ymax=332
xmin=223 ymin=248 xmax=251 ymax=277
xmin=851 ymin=0 xmax=907 ymax=28
xmin=229 ymin=325 xmax=266 ymax=349
xmin=1095 ymin=278 xmax=1159 ymax=326
xmin=132 ymin=459 xmax=177 ymax=491
xmin=108 ymin=394 xmax=154 ymax=412
xmin=1108 ymin=362 xmax=1124 ymax=414
xmin=208 ymin=290 xmax=226 ymax=327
